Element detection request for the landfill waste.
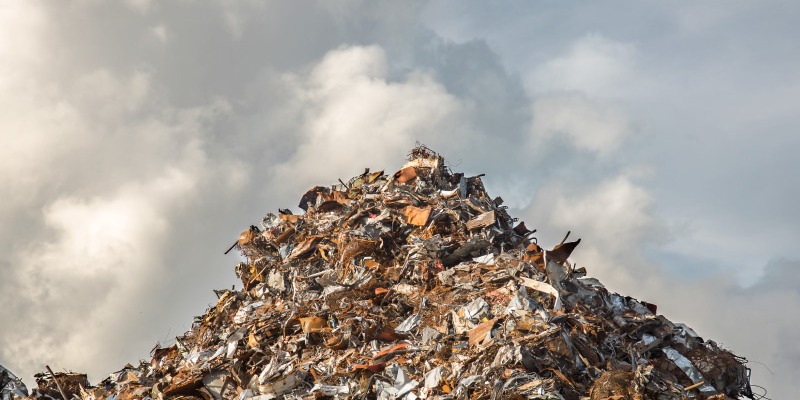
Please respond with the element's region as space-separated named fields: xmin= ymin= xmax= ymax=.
xmin=5 ymin=146 xmax=755 ymax=399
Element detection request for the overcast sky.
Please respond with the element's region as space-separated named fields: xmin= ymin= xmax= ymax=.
xmin=1 ymin=1 xmax=797 ymax=397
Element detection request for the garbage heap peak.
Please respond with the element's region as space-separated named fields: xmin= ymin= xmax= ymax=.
xmin=8 ymin=146 xmax=753 ymax=400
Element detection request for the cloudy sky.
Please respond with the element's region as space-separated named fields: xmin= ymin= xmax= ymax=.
xmin=1 ymin=1 xmax=797 ymax=397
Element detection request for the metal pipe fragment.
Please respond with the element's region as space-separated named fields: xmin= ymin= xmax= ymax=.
xmin=45 ymin=365 xmax=69 ymax=400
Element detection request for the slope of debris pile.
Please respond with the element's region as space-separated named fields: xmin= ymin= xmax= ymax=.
xmin=6 ymin=147 xmax=753 ymax=400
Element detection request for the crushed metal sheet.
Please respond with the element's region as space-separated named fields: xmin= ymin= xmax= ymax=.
xmin=465 ymin=210 xmax=495 ymax=230
xmin=518 ymin=276 xmax=563 ymax=311
xmin=663 ymin=346 xmax=719 ymax=395
xmin=0 ymin=364 xmax=28 ymax=400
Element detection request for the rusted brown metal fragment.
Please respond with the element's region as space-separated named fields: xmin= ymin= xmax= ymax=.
xmin=394 ymin=166 xmax=417 ymax=183
xmin=162 ymin=370 xmax=204 ymax=398
xmin=299 ymin=316 xmax=328 ymax=333
xmin=288 ymin=236 xmax=321 ymax=260
xmin=468 ymin=318 xmax=499 ymax=346
xmin=513 ymin=221 xmax=534 ymax=236
xmin=547 ymin=238 xmax=581 ymax=264
xmin=403 ymin=206 xmax=432 ymax=226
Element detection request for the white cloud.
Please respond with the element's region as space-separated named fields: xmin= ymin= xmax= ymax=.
xmin=531 ymin=94 xmax=630 ymax=155
xmin=151 ymin=24 xmax=168 ymax=43
xmin=267 ymin=45 xmax=470 ymax=201
xmin=530 ymin=34 xmax=637 ymax=98
xmin=310 ymin=45 xmax=389 ymax=88
xmin=0 ymin=4 xmax=241 ymax=377
xmin=0 ymin=85 xmax=242 ymax=376
xmin=0 ymin=2 xmax=46 ymax=70
xmin=3 ymin=169 xmax=195 ymax=373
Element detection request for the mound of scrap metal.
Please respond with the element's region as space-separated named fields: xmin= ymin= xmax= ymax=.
xmin=7 ymin=147 xmax=754 ymax=400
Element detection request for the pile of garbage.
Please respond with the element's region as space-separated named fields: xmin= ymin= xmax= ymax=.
xmin=4 ymin=147 xmax=753 ymax=399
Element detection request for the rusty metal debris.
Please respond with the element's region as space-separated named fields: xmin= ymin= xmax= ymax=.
xmin=30 ymin=370 xmax=89 ymax=400
xmin=8 ymin=146 xmax=754 ymax=399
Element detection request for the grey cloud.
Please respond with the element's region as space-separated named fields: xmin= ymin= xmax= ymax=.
xmin=1 ymin=1 xmax=797 ymax=398
xmin=422 ymin=0 xmax=800 ymax=274
xmin=650 ymin=260 xmax=800 ymax=400
xmin=516 ymin=168 xmax=798 ymax=399
xmin=750 ymin=258 xmax=800 ymax=293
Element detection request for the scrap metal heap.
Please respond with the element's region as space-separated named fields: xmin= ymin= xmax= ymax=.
xmin=9 ymin=147 xmax=754 ymax=400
